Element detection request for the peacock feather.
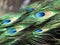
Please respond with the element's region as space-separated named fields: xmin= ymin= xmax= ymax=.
xmin=0 ymin=0 xmax=60 ymax=45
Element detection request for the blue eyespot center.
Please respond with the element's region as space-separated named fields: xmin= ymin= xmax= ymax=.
xmin=36 ymin=12 xmax=45 ymax=18
xmin=35 ymin=29 xmax=42 ymax=33
xmin=27 ymin=8 xmax=34 ymax=12
xmin=8 ymin=28 xmax=16 ymax=34
xmin=3 ymin=20 xmax=11 ymax=24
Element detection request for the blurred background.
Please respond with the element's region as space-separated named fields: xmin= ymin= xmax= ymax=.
xmin=0 ymin=0 xmax=41 ymax=13
xmin=0 ymin=0 xmax=42 ymax=16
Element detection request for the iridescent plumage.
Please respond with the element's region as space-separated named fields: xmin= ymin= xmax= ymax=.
xmin=0 ymin=0 xmax=60 ymax=45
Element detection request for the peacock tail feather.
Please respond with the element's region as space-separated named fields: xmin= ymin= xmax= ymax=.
xmin=0 ymin=0 xmax=60 ymax=45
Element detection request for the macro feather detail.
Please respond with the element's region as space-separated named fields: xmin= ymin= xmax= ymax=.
xmin=0 ymin=0 xmax=60 ymax=45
